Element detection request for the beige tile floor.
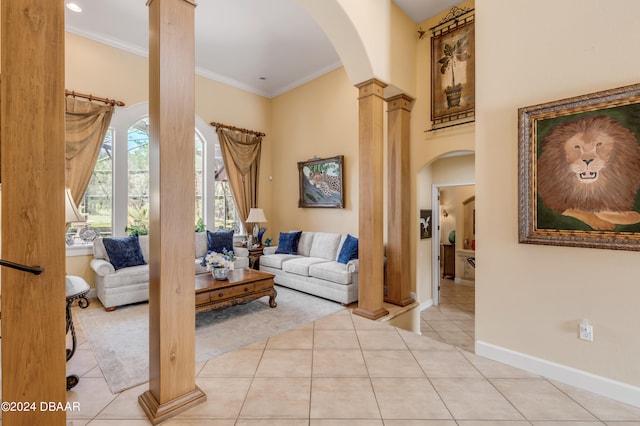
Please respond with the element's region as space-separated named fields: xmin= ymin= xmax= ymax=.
xmin=420 ymin=278 xmax=475 ymax=352
xmin=4 ymin=284 xmax=640 ymax=425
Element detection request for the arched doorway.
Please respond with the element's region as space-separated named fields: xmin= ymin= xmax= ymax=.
xmin=418 ymin=152 xmax=475 ymax=352
xmin=415 ymin=151 xmax=475 ymax=315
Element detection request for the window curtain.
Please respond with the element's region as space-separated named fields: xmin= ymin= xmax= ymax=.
xmin=65 ymin=97 xmax=114 ymax=204
xmin=216 ymin=128 xmax=262 ymax=228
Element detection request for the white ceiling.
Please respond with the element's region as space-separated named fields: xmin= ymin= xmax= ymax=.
xmin=65 ymin=0 xmax=460 ymax=98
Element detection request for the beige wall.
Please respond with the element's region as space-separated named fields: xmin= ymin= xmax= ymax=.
xmin=270 ymin=67 xmax=359 ymax=240
xmin=438 ymin=183 xmax=475 ymax=248
xmin=65 ymin=33 xmax=272 ymax=286
xmin=411 ymin=0 xmax=476 ymax=304
xmin=388 ymin=1 xmax=418 ymax=97
xmin=52 ymin=0 xmax=640 ymax=401
xmin=476 ymin=0 xmax=640 ymax=388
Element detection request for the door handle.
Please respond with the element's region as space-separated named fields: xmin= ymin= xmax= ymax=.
xmin=0 ymin=259 xmax=44 ymax=275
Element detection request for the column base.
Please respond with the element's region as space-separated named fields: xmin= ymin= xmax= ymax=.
xmin=384 ymin=296 xmax=416 ymax=307
xmin=353 ymin=307 xmax=389 ymax=320
xmin=139 ymin=386 xmax=207 ymax=425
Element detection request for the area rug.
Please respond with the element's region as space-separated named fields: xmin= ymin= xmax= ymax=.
xmin=76 ymin=285 xmax=344 ymax=393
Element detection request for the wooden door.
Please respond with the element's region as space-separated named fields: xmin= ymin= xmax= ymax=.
xmin=1 ymin=1 xmax=67 ymax=425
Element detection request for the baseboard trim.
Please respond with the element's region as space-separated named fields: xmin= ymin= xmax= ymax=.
xmin=475 ymin=340 xmax=640 ymax=408
xmin=418 ymin=298 xmax=433 ymax=312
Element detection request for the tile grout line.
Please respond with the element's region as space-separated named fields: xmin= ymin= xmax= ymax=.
xmin=233 ymin=331 xmax=268 ymax=423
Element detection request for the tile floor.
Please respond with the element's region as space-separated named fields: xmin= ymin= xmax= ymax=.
xmin=420 ymin=278 xmax=475 ymax=353
xmin=5 ymin=284 xmax=640 ymax=425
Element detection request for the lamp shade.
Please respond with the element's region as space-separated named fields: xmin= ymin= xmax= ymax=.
xmin=65 ymin=188 xmax=85 ymax=224
xmin=246 ymin=208 xmax=267 ymax=223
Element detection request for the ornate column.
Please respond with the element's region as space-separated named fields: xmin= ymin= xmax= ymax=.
xmin=353 ymin=79 xmax=389 ymax=320
xmin=385 ymin=93 xmax=415 ymax=306
xmin=1 ymin=1 xmax=67 ymax=424
xmin=139 ymin=0 xmax=206 ymax=423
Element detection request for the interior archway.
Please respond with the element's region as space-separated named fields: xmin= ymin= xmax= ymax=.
xmin=293 ymin=0 xmax=384 ymax=87
xmin=415 ymin=151 xmax=475 ymax=307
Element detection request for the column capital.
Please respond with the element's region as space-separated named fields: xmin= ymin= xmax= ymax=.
xmin=147 ymin=0 xmax=197 ymax=7
xmin=356 ymin=78 xmax=387 ymax=99
xmin=385 ymin=93 xmax=415 ymax=112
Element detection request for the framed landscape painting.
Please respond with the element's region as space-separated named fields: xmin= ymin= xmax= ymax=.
xmin=518 ymin=83 xmax=640 ymax=251
xmin=298 ymin=155 xmax=344 ymax=208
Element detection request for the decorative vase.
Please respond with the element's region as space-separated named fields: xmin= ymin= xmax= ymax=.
xmin=445 ymin=84 xmax=463 ymax=108
xmin=212 ymin=267 xmax=229 ymax=280
xmin=448 ymin=230 xmax=456 ymax=244
xmin=257 ymin=227 xmax=266 ymax=245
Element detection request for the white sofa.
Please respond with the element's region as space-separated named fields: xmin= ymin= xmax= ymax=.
xmin=91 ymin=232 xmax=249 ymax=310
xmin=259 ymin=231 xmax=359 ymax=305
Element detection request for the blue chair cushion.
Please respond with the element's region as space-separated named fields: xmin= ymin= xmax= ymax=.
xmin=337 ymin=234 xmax=358 ymax=264
xmin=275 ymin=231 xmax=302 ymax=255
xmin=102 ymin=234 xmax=146 ymax=271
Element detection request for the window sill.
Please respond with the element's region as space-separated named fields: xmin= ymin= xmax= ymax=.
xmin=65 ymin=234 xmax=249 ymax=257
xmin=66 ymin=244 xmax=93 ymax=257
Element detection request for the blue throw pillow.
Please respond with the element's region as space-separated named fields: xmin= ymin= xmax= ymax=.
xmin=275 ymin=231 xmax=302 ymax=255
xmin=337 ymin=234 xmax=358 ymax=264
xmin=207 ymin=229 xmax=234 ymax=253
xmin=102 ymin=234 xmax=146 ymax=271
xmin=201 ymin=230 xmax=234 ymax=266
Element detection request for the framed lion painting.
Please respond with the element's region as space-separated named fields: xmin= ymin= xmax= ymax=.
xmin=518 ymin=82 xmax=640 ymax=251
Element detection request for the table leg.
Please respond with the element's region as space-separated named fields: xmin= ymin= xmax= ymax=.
xmin=65 ymin=299 xmax=77 ymax=361
xmin=66 ymin=294 xmax=89 ymax=391
xmin=269 ymin=288 xmax=278 ymax=308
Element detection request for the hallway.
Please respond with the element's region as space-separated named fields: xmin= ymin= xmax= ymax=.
xmin=421 ymin=278 xmax=475 ymax=352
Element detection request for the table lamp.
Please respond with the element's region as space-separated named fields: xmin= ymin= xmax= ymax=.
xmin=246 ymin=208 xmax=267 ymax=245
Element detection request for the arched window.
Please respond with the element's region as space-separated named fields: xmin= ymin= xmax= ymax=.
xmin=70 ymin=102 xmax=241 ymax=247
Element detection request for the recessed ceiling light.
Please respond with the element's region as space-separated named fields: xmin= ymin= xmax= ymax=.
xmin=259 ymin=77 xmax=267 ymax=80
xmin=66 ymin=2 xmax=82 ymax=13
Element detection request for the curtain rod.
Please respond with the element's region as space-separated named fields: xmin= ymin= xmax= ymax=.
xmin=210 ymin=121 xmax=265 ymax=137
xmin=65 ymin=90 xmax=125 ymax=107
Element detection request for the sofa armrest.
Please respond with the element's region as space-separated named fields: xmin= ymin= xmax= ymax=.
xmin=347 ymin=259 xmax=359 ymax=273
xmin=90 ymin=258 xmax=115 ymax=276
xmin=263 ymin=246 xmax=277 ymax=255
xmin=233 ymin=247 xmax=249 ymax=258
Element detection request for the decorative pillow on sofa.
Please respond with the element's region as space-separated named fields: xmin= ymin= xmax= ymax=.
xmin=200 ymin=229 xmax=235 ymax=266
xmin=102 ymin=234 xmax=146 ymax=271
xmin=337 ymin=234 xmax=358 ymax=264
xmin=276 ymin=231 xmax=302 ymax=255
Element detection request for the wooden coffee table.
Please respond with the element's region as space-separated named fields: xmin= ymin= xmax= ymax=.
xmin=195 ymin=268 xmax=277 ymax=313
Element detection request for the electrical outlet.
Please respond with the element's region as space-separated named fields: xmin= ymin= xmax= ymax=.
xmin=579 ymin=319 xmax=593 ymax=342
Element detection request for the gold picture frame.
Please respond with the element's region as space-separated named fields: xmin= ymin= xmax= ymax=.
xmin=298 ymin=155 xmax=344 ymax=208
xmin=518 ymin=82 xmax=640 ymax=251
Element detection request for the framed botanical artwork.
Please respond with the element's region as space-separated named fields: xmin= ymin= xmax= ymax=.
xmin=298 ymin=155 xmax=344 ymax=208
xmin=430 ymin=7 xmax=475 ymax=129
xmin=420 ymin=209 xmax=432 ymax=239
xmin=518 ymin=82 xmax=640 ymax=251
